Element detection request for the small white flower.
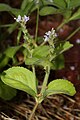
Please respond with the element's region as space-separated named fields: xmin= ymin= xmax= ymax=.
xmin=76 ymin=39 xmax=80 ymax=44
xmin=70 ymin=66 xmax=75 ymax=71
xmin=14 ymin=15 xmax=29 ymax=23
xmin=14 ymin=15 xmax=21 ymax=22
xmin=45 ymin=31 xmax=51 ymax=36
xmin=51 ymin=28 xmax=57 ymax=37
xmin=23 ymin=15 xmax=29 ymax=22
xmin=44 ymin=28 xmax=57 ymax=42
xmin=44 ymin=35 xmax=49 ymax=42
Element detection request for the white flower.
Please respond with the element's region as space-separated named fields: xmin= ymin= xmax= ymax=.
xmin=22 ymin=15 xmax=29 ymax=22
xmin=44 ymin=28 xmax=57 ymax=42
xmin=44 ymin=35 xmax=49 ymax=42
xmin=76 ymin=39 xmax=80 ymax=44
xmin=70 ymin=66 xmax=75 ymax=71
xmin=45 ymin=31 xmax=51 ymax=36
xmin=14 ymin=15 xmax=21 ymax=22
xmin=14 ymin=15 xmax=29 ymax=23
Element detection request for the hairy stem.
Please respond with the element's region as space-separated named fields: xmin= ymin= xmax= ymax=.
xmin=41 ymin=66 xmax=50 ymax=94
xmin=65 ymin=26 xmax=80 ymax=41
xmin=56 ymin=20 xmax=67 ymax=31
xmin=29 ymin=102 xmax=39 ymax=120
xmin=32 ymin=65 xmax=36 ymax=77
xmin=35 ymin=2 xmax=39 ymax=42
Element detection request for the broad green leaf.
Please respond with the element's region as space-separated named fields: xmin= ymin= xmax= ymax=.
xmin=25 ymin=57 xmax=39 ymax=65
xmin=52 ymin=0 xmax=66 ymax=9
xmin=0 ymin=3 xmax=12 ymax=11
xmin=38 ymin=59 xmax=53 ymax=68
xmin=45 ymin=79 xmax=76 ymax=96
xmin=0 ymin=4 xmax=21 ymax=16
xmin=39 ymin=6 xmax=58 ymax=16
xmin=1 ymin=67 xmax=37 ymax=97
xmin=41 ymin=0 xmax=66 ymax=9
xmin=33 ymin=46 xmax=50 ymax=58
xmin=69 ymin=8 xmax=80 ymax=21
xmin=0 ymin=80 xmax=17 ymax=100
xmin=4 ymin=46 xmax=21 ymax=58
xmin=41 ymin=0 xmax=54 ymax=5
xmin=25 ymin=56 xmax=53 ymax=68
xmin=63 ymin=10 xmax=72 ymax=19
xmin=69 ymin=0 xmax=80 ymax=9
xmin=52 ymin=54 xmax=64 ymax=70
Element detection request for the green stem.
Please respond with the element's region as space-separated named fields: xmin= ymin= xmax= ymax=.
xmin=29 ymin=102 xmax=39 ymax=120
xmin=32 ymin=65 xmax=36 ymax=83
xmin=41 ymin=66 xmax=50 ymax=94
xmin=35 ymin=2 xmax=39 ymax=42
xmin=65 ymin=26 xmax=80 ymax=41
xmin=56 ymin=19 xmax=67 ymax=31
xmin=17 ymin=30 xmax=21 ymax=45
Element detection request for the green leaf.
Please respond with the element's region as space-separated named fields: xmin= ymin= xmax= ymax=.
xmin=0 ymin=3 xmax=12 ymax=11
xmin=69 ymin=8 xmax=80 ymax=21
xmin=51 ymin=41 xmax=73 ymax=61
xmin=41 ymin=0 xmax=54 ymax=5
xmin=0 ymin=55 xmax=10 ymax=69
xmin=0 ymin=80 xmax=17 ymax=100
xmin=61 ymin=41 xmax=73 ymax=52
xmin=21 ymin=0 xmax=28 ymax=10
xmin=1 ymin=67 xmax=37 ymax=97
xmin=22 ymin=1 xmax=36 ymax=15
xmin=52 ymin=0 xmax=66 ymax=9
xmin=7 ymin=22 xmax=18 ymax=34
xmin=63 ymin=10 xmax=72 ymax=19
xmin=0 ymin=4 xmax=21 ymax=16
xmin=69 ymin=0 xmax=80 ymax=9
xmin=65 ymin=0 xmax=71 ymax=8
xmin=55 ymin=41 xmax=73 ymax=57
xmin=25 ymin=57 xmax=39 ymax=65
xmin=52 ymin=54 xmax=64 ymax=70
xmin=33 ymin=45 xmax=50 ymax=58
xmin=45 ymin=79 xmax=76 ymax=96
xmin=39 ymin=6 xmax=58 ymax=16
xmin=4 ymin=46 xmax=21 ymax=58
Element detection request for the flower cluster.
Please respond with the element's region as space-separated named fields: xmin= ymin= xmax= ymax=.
xmin=44 ymin=28 xmax=57 ymax=42
xmin=14 ymin=15 xmax=29 ymax=24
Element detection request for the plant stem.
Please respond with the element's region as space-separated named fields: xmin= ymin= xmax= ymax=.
xmin=29 ymin=102 xmax=39 ymax=120
xmin=17 ymin=30 xmax=21 ymax=45
xmin=56 ymin=19 xmax=67 ymax=31
xmin=35 ymin=1 xmax=39 ymax=42
xmin=65 ymin=26 xmax=80 ymax=41
xmin=32 ymin=65 xmax=36 ymax=77
xmin=41 ymin=66 xmax=50 ymax=94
